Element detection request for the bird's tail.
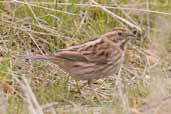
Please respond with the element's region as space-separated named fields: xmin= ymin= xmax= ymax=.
xmin=16 ymin=55 xmax=52 ymax=60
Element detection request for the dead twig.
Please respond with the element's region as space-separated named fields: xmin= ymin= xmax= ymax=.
xmin=13 ymin=76 xmax=44 ymax=114
xmin=90 ymin=0 xmax=142 ymax=32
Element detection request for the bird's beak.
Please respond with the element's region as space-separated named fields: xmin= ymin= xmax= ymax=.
xmin=127 ymin=33 xmax=136 ymax=39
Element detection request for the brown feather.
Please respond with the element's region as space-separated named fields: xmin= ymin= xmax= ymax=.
xmin=18 ymin=28 xmax=136 ymax=81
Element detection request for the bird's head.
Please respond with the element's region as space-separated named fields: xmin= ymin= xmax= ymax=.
xmin=104 ymin=28 xmax=136 ymax=49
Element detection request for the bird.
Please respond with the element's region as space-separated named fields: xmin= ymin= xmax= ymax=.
xmin=18 ymin=28 xmax=137 ymax=86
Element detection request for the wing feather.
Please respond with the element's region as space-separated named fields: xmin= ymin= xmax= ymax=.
xmin=53 ymin=38 xmax=120 ymax=64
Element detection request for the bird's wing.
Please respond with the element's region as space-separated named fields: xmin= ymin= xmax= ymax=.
xmin=54 ymin=50 xmax=88 ymax=62
xmin=54 ymin=38 xmax=119 ymax=64
xmin=79 ymin=39 xmax=120 ymax=64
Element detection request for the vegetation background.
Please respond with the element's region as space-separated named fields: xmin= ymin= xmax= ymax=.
xmin=0 ymin=0 xmax=171 ymax=114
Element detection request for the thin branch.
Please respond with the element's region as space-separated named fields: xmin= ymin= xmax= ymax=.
xmin=90 ymin=0 xmax=142 ymax=32
xmin=13 ymin=77 xmax=37 ymax=114
xmin=24 ymin=0 xmax=40 ymax=25
xmin=27 ymin=33 xmax=45 ymax=55
xmin=113 ymin=0 xmax=138 ymax=25
xmin=13 ymin=76 xmax=44 ymax=114
xmin=22 ymin=77 xmax=44 ymax=114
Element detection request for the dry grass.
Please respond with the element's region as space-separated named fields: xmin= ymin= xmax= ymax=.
xmin=0 ymin=0 xmax=171 ymax=114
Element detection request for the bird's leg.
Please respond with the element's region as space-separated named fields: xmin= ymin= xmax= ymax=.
xmin=88 ymin=80 xmax=109 ymax=100
xmin=87 ymin=79 xmax=92 ymax=87
xmin=87 ymin=80 xmax=102 ymax=102
xmin=74 ymin=80 xmax=94 ymax=94
xmin=75 ymin=80 xmax=82 ymax=94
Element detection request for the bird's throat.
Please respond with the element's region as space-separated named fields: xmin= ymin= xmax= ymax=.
xmin=119 ymin=39 xmax=129 ymax=50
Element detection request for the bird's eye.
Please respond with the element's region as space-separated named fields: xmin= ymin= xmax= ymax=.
xmin=133 ymin=30 xmax=137 ymax=35
xmin=118 ymin=32 xmax=122 ymax=36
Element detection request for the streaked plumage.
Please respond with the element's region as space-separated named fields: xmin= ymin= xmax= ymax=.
xmin=19 ymin=28 xmax=136 ymax=82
